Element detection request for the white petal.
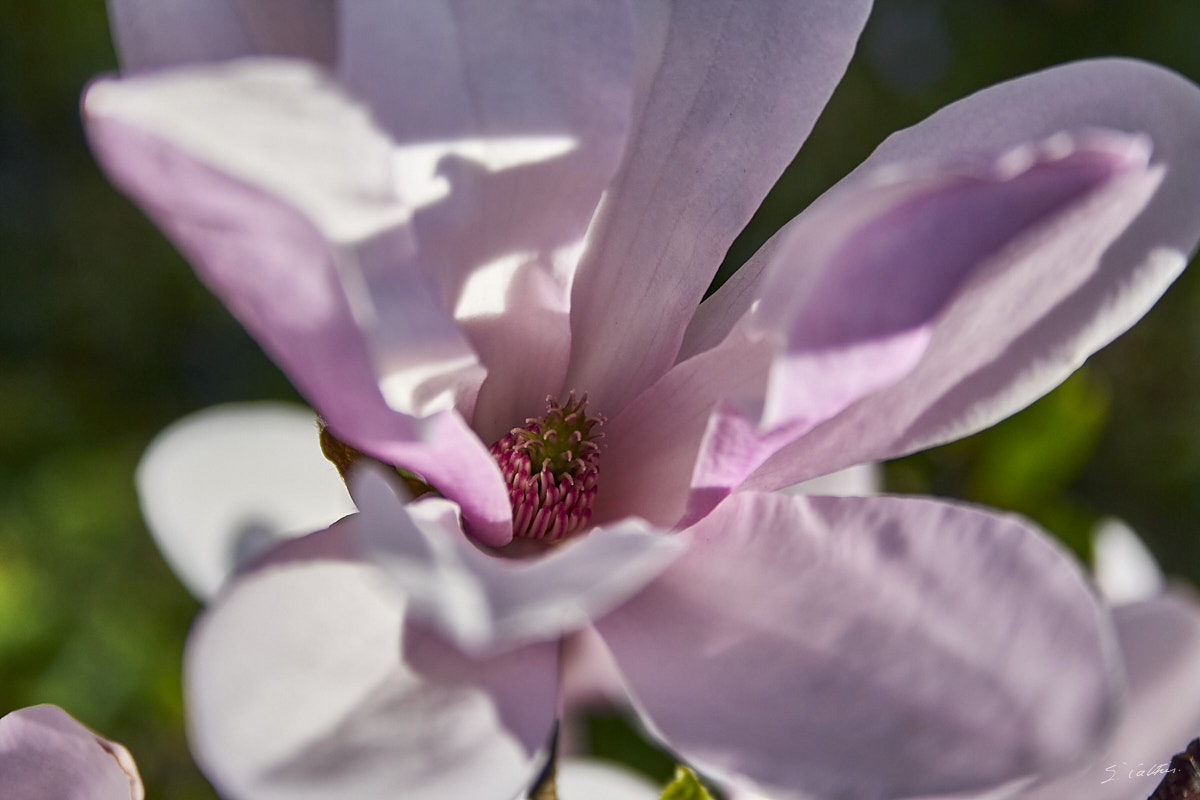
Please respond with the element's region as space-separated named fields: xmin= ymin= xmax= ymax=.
xmin=557 ymin=758 xmax=660 ymax=800
xmin=136 ymin=402 xmax=354 ymax=599
xmin=188 ymin=535 xmax=558 ymax=800
xmin=1092 ymin=517 xmax=1165 ymax=605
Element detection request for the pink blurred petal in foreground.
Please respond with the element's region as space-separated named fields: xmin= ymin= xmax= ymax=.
xmin=0 ymin=705 xmax=144 ymax=800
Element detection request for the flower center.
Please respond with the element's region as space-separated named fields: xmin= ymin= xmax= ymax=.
xmin=489 ymin=392 xmax=604 ymax=542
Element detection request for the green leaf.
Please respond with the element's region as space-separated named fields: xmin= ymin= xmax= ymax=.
xmin=661 ymin=766 xmax=715 ymax=800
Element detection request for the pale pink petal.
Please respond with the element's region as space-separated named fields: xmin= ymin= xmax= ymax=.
xmin=338 ymin=2 xmax=636 ymax=441
xmin=1092 ymin=518 xmax=1165 ymax=606
xmin=1011 ymin=590 xmax=1200 ymax=800
xmin=593 ymin=335 xmax=770 ymax=528
xmin=0 ymin=705 xmax=143 ymax=800
xmin=741 ymin=59 xmax=1200 ymax=490
xmin=564 ymin=0 xmax=872 ymax=416
xmin=597 ymin=133 xmax=1153 ymax=528
xmin=83 ymin=62 xmax=512 ymax=542
xmin=187 ymin=530 xmax=558 ymax=800
xmin=347 ymin=466 xmax=683 ymax=653
xmin=136 ymin=402 xmax=355 ymax=599
xmin=595 ymin=492 xmax=1119 ymax=800
xmin=763 ymin=134 xmax=1149 ymax=427
xmin=108 ymin=0 xmax=335 ymax=72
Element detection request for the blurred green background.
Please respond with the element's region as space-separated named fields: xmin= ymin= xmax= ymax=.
xmin=1 ymin=1 xmax=1199 ymax=796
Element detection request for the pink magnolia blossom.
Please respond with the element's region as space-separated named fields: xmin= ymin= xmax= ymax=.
xmin=0 ymin=705 xmax=144 ymax=800
xmin=83 ymin=2 xmax=1200 ymax=799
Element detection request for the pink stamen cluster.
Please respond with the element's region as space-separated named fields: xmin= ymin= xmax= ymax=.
xmin=489 ymin=392 xmax=604 ymax=542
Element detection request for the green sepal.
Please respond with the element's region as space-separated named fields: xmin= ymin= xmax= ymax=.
xmin=660 ymin=765 xmax=715 ymax=800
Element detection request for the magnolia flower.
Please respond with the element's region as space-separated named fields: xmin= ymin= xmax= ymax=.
xmin=84 ymin=2 xmax=1200 ymax=799
xmin=0 ymin=705 xmax=144 ymax=800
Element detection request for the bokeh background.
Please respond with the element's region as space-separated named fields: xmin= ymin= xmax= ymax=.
xmin=2 ymin=1 xmax=1199 ymax=796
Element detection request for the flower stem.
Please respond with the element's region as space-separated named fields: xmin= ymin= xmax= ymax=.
xmin=527 ymin=725 xmax=559 ymax=800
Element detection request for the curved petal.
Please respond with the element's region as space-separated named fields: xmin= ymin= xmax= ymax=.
xmin=136 ymin=402 xmax=356 ymax=599
xmin=741 ymin=59 xmax=1200 ymax=490
xmin=186 ymin=530 xmax=558 ymax=800
xmin=597 ymin=132 xmax=1154 ymax=528
xmin=347 ymin=466 xmax=684 ymax=653
xmin=83 ymin=61 xmax=512 ymax=542
xmin=108 ymin=0 xmax=336 ymax=72
xmin=762 ymin=133 xmax=1149 ymax=427
xmin=338 ymin=2 xmax=636 ymax=441
xmin=595 ymin=492 xmax=1120 ymax=800
xmin=1014 ymin=590 xmax=1200 ymax=800
xmin=0 ymin=705 xmax=143 ymax=800
xmin=564 ymin=0 xmax=873 ymax=416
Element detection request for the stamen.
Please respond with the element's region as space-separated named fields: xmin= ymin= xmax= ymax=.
xmin=489 ymin=392 xmax=604 ymax=542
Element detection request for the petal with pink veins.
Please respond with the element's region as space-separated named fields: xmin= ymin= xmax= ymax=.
xmin=595 ymin=492 xmax=1119 ymax=800
xmin=187 ymin=529 xmax=558 ymax=800
xmin=107 ymin=0 xmax=336 ymax=72
xmin=565 ymin=0 xmax=873 ymax=415
xmin=0 ymin=705 xmax=143 ymax=800
xmin=136 ymin=402 xmax=356 ymax=599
